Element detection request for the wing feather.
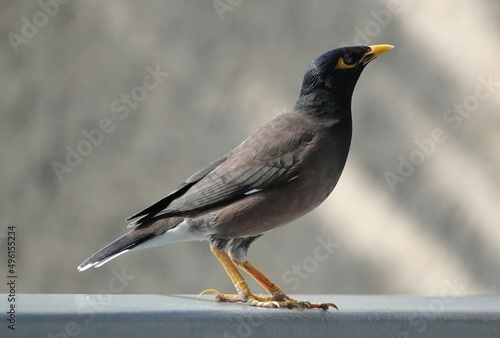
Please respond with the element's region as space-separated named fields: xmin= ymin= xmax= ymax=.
xmin=128 ymin=113 xmax=314 ymax=227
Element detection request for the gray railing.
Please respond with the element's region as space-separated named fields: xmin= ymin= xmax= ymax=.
xmin=2 ymin=294 xmax=500 ymax=337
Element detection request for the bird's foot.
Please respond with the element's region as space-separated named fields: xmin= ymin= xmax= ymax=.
xmin=198 ymin=289 xmax=337 ymax=310
xmin=198 ymin=289 xmax=280 ymax=308
xmin=270 ymin=292 xmax=338 ymax=310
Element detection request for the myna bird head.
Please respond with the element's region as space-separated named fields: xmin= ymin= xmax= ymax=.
xmin=297 ymin=44 xmax=394 ymax=113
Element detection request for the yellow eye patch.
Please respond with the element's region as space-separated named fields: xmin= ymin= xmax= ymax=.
xmin=335 ymin=56 xmax=358 ymax=70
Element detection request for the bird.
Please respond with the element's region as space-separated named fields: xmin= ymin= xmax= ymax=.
xmin=78 ymin=44 xmax=394 ymax=310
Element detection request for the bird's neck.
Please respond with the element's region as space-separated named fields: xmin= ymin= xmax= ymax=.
xmin=293 ymin=90 xmax=352 ymax=126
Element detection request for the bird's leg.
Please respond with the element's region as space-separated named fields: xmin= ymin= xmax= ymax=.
xmin=198 ymin=243 xmax=282 ymax=308
xmin=235 ymin=260 xmax=338 ymax=310
xmin=199 ymin=243 xmax=336 ymax=309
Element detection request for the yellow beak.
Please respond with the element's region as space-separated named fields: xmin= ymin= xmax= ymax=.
xmin=362 ymin=44 xmax=394 ymax=65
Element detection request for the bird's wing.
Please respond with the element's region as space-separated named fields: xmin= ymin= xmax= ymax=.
xmin=127 ymin=114 xmax=314 ymax=227
xmin=126 ymin=156 xmax=228 ymax=225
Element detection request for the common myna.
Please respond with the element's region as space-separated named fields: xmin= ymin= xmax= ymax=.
xmin=78 ymin=44 xmax=394 ymax=310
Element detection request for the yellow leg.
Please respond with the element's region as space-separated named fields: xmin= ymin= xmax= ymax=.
xmin=236 ymin=260 xmax=337 ymax=310
xmin=236 ymin=261 xmax=282 ymax=296
xmin=198 ymin=243 xmax=282 ymax=307
xmin=199 ymin=243 xmax=337 ymax=310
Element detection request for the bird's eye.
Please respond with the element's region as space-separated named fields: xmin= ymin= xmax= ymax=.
xmin=343 ymin=54 xmax=355 ymax=65
xmin=335 ymin=53 xmax=358 ymax=69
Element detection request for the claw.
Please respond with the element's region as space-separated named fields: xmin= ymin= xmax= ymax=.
xmin=309 ymin=302 xmax=338 ymax=311
xmin=198 ymin=289 xmax=220 ymax=300
xmin=199 ymin=289 xmax=245 ymax=303
xmin=327 ymin=303 xmax=339 ymax=311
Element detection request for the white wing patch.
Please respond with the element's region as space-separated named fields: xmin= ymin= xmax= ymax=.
xmin=244 ymin=189 xmax=262 ymax=196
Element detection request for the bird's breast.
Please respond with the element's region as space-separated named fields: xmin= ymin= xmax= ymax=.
xmin=210 ymin=120 xmax=352 ymax=239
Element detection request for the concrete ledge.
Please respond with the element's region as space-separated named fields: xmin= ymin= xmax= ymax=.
xmin=2 ymin=294 xmax=500 ymax=337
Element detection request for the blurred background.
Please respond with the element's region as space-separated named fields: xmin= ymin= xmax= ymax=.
xmin=1 ymin=1 xmax=499 ymax=297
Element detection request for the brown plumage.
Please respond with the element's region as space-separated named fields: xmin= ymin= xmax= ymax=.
xmin=78 ymin=44 xmax=393 ymax=310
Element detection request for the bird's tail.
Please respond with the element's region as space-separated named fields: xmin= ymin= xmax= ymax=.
xmin=77 ymin=218 xmax=182 ymax=271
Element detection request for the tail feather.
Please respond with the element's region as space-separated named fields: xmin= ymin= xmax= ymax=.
xmin=77 ymin=217 xmax=183 ymax=271
xmin=77 ymin=231 xmax=155 ymax=271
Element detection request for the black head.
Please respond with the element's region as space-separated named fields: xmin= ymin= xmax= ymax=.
xmin=297 ymin=44 xmax=393 ymax=114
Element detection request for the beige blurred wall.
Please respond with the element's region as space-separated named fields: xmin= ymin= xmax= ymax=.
xmin=0 ymin=0 xmax=499 ymax=296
